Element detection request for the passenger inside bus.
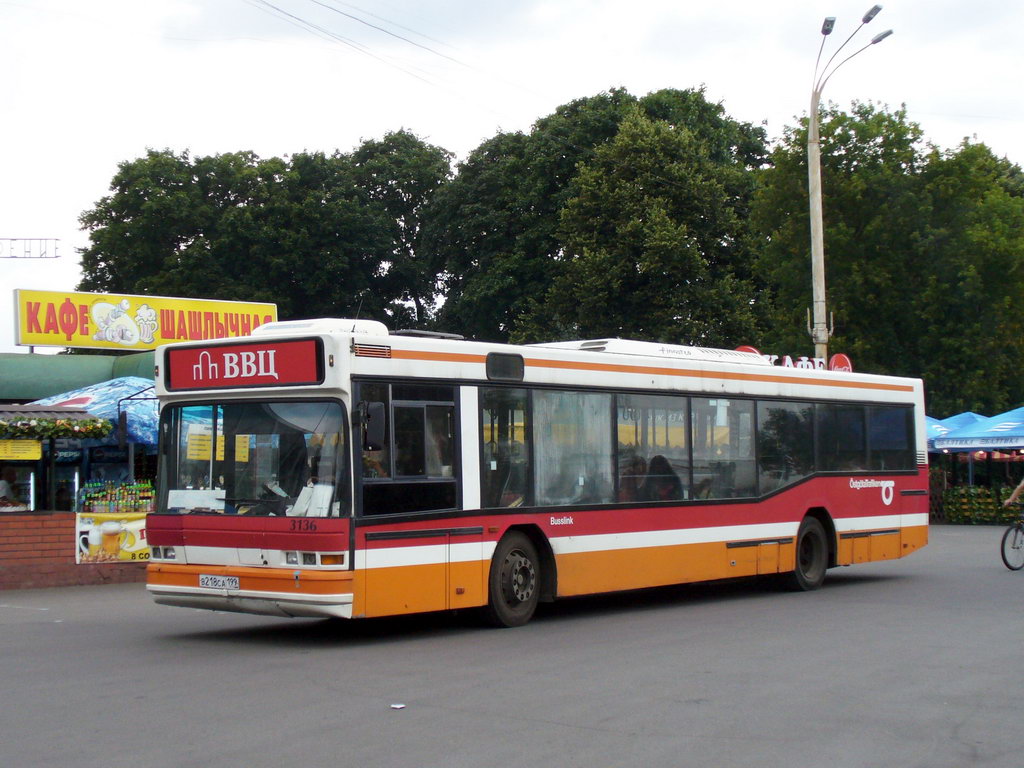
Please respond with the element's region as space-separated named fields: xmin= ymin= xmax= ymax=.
xmin=362 ymin=448 xmax=388 ymax=478
xmin=640 ymin=455 xmax=684 ymax=502
xmin=618 ymin=455 xmax=647 ymax=502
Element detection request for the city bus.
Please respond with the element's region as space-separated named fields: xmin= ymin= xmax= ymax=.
xmin=145 ymin=318 xmax=928 ymax=627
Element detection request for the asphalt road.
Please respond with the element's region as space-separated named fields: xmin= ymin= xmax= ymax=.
xmin=2 ymin=524 xmax=1022 ymax=768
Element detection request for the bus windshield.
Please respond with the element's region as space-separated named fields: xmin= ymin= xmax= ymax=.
xmin=157 ymin=400 xmax=349 ymax=517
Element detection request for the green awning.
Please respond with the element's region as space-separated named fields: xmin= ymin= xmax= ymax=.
xmin=0 ymin=351 xmax=154 ymax=403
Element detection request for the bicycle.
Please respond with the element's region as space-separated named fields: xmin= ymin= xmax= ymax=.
xmin=1001 ymin=504 xmax=1024 ymax=570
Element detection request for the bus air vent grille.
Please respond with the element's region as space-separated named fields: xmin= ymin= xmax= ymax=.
xmin=354 ymin=344 xmax=392 ymax=358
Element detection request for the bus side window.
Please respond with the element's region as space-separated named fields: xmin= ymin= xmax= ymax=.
xmin=867 ymin=405 xmax=914 ymax=470
xmin=618 ymin=393 xmax=689 ymax=503
xmin=480 ymin=387 xmax=530 ymax=508
xmin=358 ymin=381 xmax=459 ymax=515
xmin=692 ymin=398 xmax=755 ymax=498
xmin=534 ymin=390 xmax=613 ymax=507
xmin=756 ymin=402 xmax=814 ymax=495
xmin=358 ymin=384 xmax=392 ymax=479
xmin=817 ymin=404 xmax=867 ymax=471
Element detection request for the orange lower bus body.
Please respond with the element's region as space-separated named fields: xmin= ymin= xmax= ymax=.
xmin=146 ymin=522 xmax=928 ymax=620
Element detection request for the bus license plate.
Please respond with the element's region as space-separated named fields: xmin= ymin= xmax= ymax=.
xmin=199 ymin=574 xmax=239 ymax=590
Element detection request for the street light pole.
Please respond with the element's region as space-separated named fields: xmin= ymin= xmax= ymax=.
xmin=807 ymin=5 xmax=892 ymax=362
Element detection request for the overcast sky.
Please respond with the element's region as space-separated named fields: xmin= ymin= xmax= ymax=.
xmin=3 ymin=0 xmax=1021 ymax=353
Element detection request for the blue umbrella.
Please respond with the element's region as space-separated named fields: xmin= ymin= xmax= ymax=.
xmin=926 ymin=416 xmax=950 ymax=451
xmin=926 ymin=416 xmax=949 ymax=439
xmin=32 ymin=376 xmax=157 ymax=444
xmin=938 ymin=411 xmax=987 ymax=433
xmin=927 ymin=412 xmax=985 ymax=452
xmin=933 ymin=407 xmax=1024 ymax=452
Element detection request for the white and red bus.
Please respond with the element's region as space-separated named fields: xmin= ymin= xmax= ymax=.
xmin=146 ymin=319 xmax=928 ymax=626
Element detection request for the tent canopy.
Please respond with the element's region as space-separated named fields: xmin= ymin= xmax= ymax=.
xmin=31 ymin=376 xmax=157 ymax=444
xmin=927 ymin=412 xmax=987 ymax=452
xmin=939 ymin=411 xmax=987 ymax=432
xmin=926 ymin=416 xmax=948 ymax=439
xmin=926 ymin=416 xmax=949 ymax=451
xmin=933 ymin=407 xmax=1024 ymax=453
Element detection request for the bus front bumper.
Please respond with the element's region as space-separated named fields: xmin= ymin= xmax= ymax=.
xmin=147 ymin=563 xmax=355 ymax=619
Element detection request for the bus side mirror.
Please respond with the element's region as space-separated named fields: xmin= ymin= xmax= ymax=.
xmin=362 ymin=402 xmax=386 ymax=451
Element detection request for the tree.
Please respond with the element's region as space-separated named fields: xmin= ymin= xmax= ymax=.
xmin=913 ymin=142 xmax=1024 ymax=414
xmin=78 ymin=148 xmax=403 ymax=322
xmin=78 ymin=149 xmax=201 ymax=294
xmin=424 ymin=89 xmax=636 ymax=341
xmin=752 ymin=101 xmax=1024 ymax=415
xmin=753 ymin=102 xmax=925 ymax=363
xmin=424 ymin=87 xmax=767 ymax=343
xmin=519 ymin=105 xmax=763 ymax=345
xmin=351 ymin=130 xmax=453 ymax=327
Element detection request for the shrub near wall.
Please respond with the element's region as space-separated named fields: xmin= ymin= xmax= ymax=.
xmin=942 ymin=486 xmax=1020 ymax=525
xmin=0 ymin=512 xmax=146 ymax=590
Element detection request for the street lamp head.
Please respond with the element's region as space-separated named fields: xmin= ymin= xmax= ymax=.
xmin=871 ymin=29 xmax=893 ymax=44
xmin=862 ymin=4 xmax=883 ymax=23
xmin=821 ymin=17 xmax=836 ymax=35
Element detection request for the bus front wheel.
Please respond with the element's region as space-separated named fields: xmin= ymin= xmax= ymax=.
xmin=484 ymin=532 xmax=540 ymax=628
xmin=785 ymin=517 xmax=828 ymax=591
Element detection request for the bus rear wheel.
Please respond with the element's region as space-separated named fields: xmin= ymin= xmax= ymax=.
xmin=785 ymin=517 xmax=828 ymax=591
xmin=484 ymin=532 xmax=540 ymax=628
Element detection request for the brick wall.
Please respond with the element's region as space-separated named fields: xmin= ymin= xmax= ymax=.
xmin=0 ymin=512 xmax=146 ymax=590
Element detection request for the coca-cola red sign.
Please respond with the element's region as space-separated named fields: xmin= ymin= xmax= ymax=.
xmin=166 ymin=339 xmax=323 ymax=390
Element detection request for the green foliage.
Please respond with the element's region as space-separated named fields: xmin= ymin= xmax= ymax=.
xmin=752 ymin=102 xmax=1024 ymax=415
xmin=752 ymin=102 xmax=924 ymax=360
xmin=913 ymin=144 xmax=1024 ymax=414
xmin=79 ymin=136 xmax=451 ymax=327
xmin=942 ymin=485 xmax=1019 ymax=525
xmin=423 ymin=89 xmax=637 ymax=341
xmin=521 ymin=106 xmax=761 ymax=345
xmin=0 ymin=417 xmax=111 ymax=439
xmin=424 ymin=87 xmax=767 ymax=343
xmin=352 ymin=130 xmax=453 ymax=327
xmin=420 ymin=131 xmax=542 ymax=340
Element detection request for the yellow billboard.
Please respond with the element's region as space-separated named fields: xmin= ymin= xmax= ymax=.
xmin=0 ymin=439 xmax=42 ymax=461
xmin=76 ymin=511 xmax=149 ymax=564
xmin=14 ymin=289 xmax=277 ymax=351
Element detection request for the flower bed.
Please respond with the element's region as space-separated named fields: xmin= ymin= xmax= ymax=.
xmin=0 ymin=416 xmax=112 ymax=440
xmin=942 ymin=485 xmax=1019 ymax=525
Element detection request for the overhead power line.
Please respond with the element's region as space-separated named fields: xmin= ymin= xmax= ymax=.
xmin=307 ymin=0 xmax=467 ymax=67
xmin=244 ymin=0 xmax=438 ymax=86
xmin=239 ymin=0 xmax=759 ymax=193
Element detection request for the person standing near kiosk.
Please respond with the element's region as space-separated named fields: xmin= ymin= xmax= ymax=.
xmin=0 ymin=466 xmax=18 ymax=501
